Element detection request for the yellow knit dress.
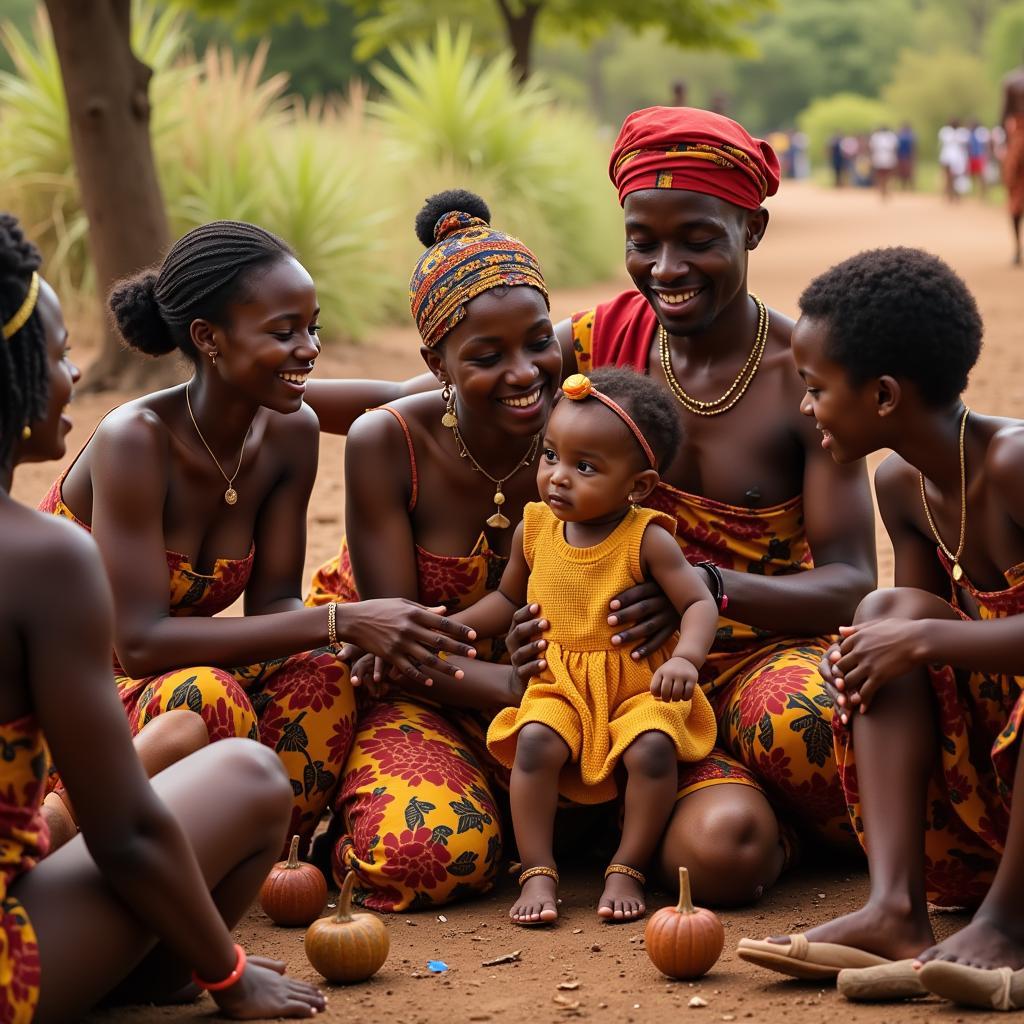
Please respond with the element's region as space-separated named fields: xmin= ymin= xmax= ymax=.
xmin=487 ymin=502 xmax=717 ymax=804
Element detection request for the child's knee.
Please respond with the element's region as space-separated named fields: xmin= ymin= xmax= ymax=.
xmin=146 ymin=710 xmax=209 ymax=763
xmin=624 ymin=731 xmax=677 ymax=778
xmin=515 ymin=723 xmax=570 ymax=773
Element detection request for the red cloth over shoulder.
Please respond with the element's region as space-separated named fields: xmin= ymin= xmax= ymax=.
xmin=590 ymin=290 xmax=658 ymax=373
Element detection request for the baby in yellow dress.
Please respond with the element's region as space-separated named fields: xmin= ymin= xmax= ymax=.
xmin=454 ymin=368 xmax=719 ymax=926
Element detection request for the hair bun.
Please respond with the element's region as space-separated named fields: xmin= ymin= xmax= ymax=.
xmin=414 ymin=189 xmax=491 ymax=247
xmin=108 ymin=270 xmax=176 ymax=357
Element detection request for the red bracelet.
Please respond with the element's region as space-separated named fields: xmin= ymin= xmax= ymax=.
xmin=192 ymin=944 xmax=247 ymax=991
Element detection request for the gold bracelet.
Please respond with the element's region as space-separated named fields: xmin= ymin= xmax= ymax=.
xmin=604 ymin=862 xmax=646 ymax=885
xmin=327 ymin=602 xmax=338 ymax=646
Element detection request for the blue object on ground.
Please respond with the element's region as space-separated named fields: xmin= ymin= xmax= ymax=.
xmin=427 ymin=960 xmax=449 ymax=973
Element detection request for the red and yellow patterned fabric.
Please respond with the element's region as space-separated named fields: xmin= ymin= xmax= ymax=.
xmin=0 ymin=714 xmax=47 ymax=1024
xmin=40 ymin=477 xmax=356 ymax=850
xmin=306 ymin=407 xmax=506 ymax=910
xmin=409 ymin=210 xmax=549 ymax=350
xmin=835 ymin=553 xmax=1024 ymax=907
xmin=608 ymin=106 xmax=781 ymax=209
xmin=573 ymin=295 xmax=851 ymax=849
xmin=487 ymin=503 xmax=716 ymax=803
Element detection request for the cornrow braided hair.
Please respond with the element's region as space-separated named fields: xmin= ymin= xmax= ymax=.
xmin=0 ymin=213 xmax=47 ymax=467
xmin=109 ymin=220 xmax=293 ymax=361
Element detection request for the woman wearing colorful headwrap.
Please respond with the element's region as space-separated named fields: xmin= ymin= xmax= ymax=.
xmin=549 ymin=107 xmax=878 ymax=903
xmin=304 ymin=191 xmax=679 ymax=912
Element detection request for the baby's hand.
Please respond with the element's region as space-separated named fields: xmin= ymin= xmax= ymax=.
xmin=650 ymin=657 xmax=700 ymax=702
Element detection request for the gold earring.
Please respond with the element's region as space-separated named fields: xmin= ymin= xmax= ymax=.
xmin=210 ymin=351 xmax=218 ymax=366
xmin=21 ymin=424 xmax=31 ymax=440
xmin=440 ymin=382 xmax=457 ymax=429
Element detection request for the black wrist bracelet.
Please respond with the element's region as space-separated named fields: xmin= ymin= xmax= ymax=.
xmin=695 ymin=561 xmax=728 ymax=612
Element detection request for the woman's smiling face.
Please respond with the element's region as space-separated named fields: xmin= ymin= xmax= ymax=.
xmin=426 ymin=285 xmax=561 ymax=437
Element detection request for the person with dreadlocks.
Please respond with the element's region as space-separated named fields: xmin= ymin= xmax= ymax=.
xmin=0 ymin=212 xmax=328 ymax=1021
xmin=38 ymin=219 xmax=477 ymax=856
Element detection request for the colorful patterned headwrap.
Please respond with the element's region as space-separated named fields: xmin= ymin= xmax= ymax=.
xmin=609 ymin=107 xmax=780 ymax=210
xmin=409 ymin=210 xmax=549 ymax=349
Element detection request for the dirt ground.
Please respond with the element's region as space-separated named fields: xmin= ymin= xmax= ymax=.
xmin=14 ymin=181 xmax=1023 ymax=1022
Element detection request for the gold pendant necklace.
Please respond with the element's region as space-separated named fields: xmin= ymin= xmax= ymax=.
xmin=919 ymin=406 xmax=970 ymax=582
xmin=185 ymin=382 xmax=250 ymax=506
xmin=658 ymin=294 xmax=768 ymax=416
xmin=449 ymin=422 xmax=540 ymax=529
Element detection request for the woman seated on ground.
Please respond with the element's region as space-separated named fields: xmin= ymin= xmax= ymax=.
xmin=302 ymin=191 xmax=676 ymax=914
xmin=40 ymin=219 xmax=475 ymax=851
xmin=0 ymin=213 xmax=324 ymax=1021
xmin=738 ymin=248 xmax=1024 ymax=1011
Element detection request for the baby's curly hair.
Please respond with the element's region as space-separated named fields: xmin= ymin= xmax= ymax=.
xmin=584 ymin=366 xmax=682 ymax=471
xmin=798 ymin=247 xmax=982 ymax=406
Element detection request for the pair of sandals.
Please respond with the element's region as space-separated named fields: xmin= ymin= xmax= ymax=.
xmin=737 ymin=934 xmax=1024 ymax=1011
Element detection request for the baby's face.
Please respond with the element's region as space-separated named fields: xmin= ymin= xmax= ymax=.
xmin=537 ymin=398 xmax=647 ymax=523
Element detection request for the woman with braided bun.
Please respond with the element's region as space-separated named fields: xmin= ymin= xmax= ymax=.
xmin=0 ymin=212 xmax=325 ymax=1021
xmin=39 ymin=219 xmax=476 ymax=854
xmin=303 ymin=191 xmax=681 ymax=913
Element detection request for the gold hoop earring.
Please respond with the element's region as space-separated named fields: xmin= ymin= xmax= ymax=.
xmin=440 ymin=382 xmax=458 ymax=429
xmin=21 ymin=424 xmax=32 ymax=440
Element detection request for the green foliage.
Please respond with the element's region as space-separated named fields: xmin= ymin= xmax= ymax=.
xmin=882 ymin=48 xmax=998 ymax=158
xmin=984 ymin=2 xmax=1024 ymax=81
xmin=370 ymin=22 xmax=620 ymax=287
xmin=344 ymin=0 xmax=769 ymax=65
xmin=1 ymin=8 xmax=621 ymax=343
xmin=0 ymin=2 xmax=191 ymax=294
xmin=173 ymin=0 xmax=333 ymax=36
xmin=796 ymin=92 xmax=895 ymax=163
xmin=731 ymin=0 xmax=913 ymax=133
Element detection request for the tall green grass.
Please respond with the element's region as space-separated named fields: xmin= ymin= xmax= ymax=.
xmin=0 ymin=9 xmax=621 ymax=344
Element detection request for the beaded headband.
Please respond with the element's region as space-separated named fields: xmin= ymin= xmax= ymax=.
xmin=2 ymin=271 xmax=40 ymax=341
xmin=561 ymin=373 xmax=656 ymax=469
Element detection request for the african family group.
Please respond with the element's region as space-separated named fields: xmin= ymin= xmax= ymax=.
xmin=2 ymin=104 xmax=1023 ymax=1020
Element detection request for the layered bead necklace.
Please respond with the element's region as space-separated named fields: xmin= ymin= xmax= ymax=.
xmin=658 ymin=294 xmax=769 ymax=416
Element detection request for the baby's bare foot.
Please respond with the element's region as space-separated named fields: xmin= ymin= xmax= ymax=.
xmin=511 ymin=873 xmax=558 ymax=925
xmin=598 ymin=869 xmax=645 ymax=922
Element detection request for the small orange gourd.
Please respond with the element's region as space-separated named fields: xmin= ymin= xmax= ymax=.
xmin=644 ymin=866 xmax=725 ymax=979
xmin=304 ymin=872 xmax=390 ymax=983
xmin=259 ymin=835 xmax=327 ymax=927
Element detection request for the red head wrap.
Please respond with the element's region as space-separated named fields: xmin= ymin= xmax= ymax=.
xmin=609 ymin=106 xmax=780 ymax=210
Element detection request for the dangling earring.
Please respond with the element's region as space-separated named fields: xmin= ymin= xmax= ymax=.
xmin=210 ymin=350 xmax=218 ymax=366
xmin=21 ymin=424 xmax=31 ymax=440
xmin=628 ymin=493 xmax=639 ymax=514
xmin=440 ymin=382 xmax=458 ymax=429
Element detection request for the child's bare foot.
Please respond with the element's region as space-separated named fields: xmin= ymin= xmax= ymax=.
xmin=598 ymin=865 xmax=646 ymax=922
xmin=915 ymin=913 xmax=1024 ymax=971
xmin=511 ymin=868 xmax=558 ymax=925
xmin=765 ymin=900 xmax=934 ymax=961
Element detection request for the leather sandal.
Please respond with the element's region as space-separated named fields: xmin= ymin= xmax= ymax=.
xmin=736 ymin=934 xmax=890 ymax=980
xmin=837 ymin=959 xmax=928 ymax=1001
xmin=919 ymin=960 xmax=1024 ymax=1011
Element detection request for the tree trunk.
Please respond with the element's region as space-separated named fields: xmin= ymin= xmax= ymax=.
xmin=495 ymin=0 xmax=542 ymax=83
xmin=44 ymin=0 xmax=177 ymax=392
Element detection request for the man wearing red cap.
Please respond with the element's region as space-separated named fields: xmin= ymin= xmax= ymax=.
xmin=546 ymin=107 xmax=877 ymax=906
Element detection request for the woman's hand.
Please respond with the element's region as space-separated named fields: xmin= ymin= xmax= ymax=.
xmin=338 ymin=600 xmax=476 ymax=687
xmin=650 ymin=656 xmax=700 ymax=702
xmin=833 ymin=618 xmax=927 ymax=716
xmin=817 ymin=640 xmax=851 ymax=725
xmin=607 ymin=581 xmax=677 ymax=659
xmin=212 ymin=956 xmax=325 ymax=1019
xmin=505 ymin=603 xmax=549 ymax=689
